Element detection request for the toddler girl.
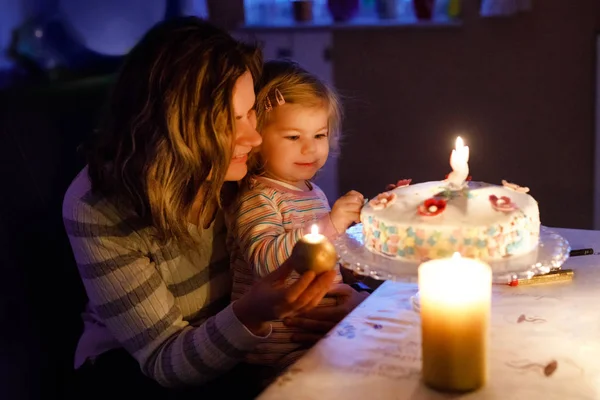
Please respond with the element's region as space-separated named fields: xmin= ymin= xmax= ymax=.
xmin=227 ymin=60 xmax=364 ymax=372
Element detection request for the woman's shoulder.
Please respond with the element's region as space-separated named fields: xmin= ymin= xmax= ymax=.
xmin=62 ymin=167 xmax=148 ymax=238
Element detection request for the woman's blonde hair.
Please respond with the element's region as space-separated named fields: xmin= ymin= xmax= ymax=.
xmin=249 ymin=59 xmax=342 ymax=176
xmin=87 ymin=17 xmax=262 ymax=244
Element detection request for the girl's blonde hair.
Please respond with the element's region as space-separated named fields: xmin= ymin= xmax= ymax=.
xmin=249 ymin=59 xmax=342 ymax=176
xmin=87 ymin=17 xmax=262 ymax=245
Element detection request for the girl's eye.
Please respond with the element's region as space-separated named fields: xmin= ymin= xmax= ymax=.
xmin=285 ymin=136 xmax=300 ymax=141
xmin=315 ymin=133 xmax=328 ymax=139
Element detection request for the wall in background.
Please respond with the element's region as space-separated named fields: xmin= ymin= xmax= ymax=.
xmin=0 ymin=1 xmax=24 ymax=69
xmin=59 ymin=0 xmax=165 ymax=56
xmin=0 ymin=0 xmax=209 ymax=70
xmin=333 ymin=0 xmax=600 ymax=229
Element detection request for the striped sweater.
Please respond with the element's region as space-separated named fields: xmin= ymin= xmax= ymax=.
xmin=62 ymin=167 xmax=270 ymax=388
xmin=228 ymin=177 xmax=343 ymax=368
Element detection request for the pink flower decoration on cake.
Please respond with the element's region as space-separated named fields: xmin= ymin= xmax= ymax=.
xmin=417 ymin=198 xmax=447 ymax=216
xmin=369 ymin=192 xmax=397 ymax=210
xmin=501 ymin=179 xmax=530 ymax=193
xmin=489 ymin=195 xmax=517 ymax=212
xmin=386 ymin=178 xmax=412 ymax=191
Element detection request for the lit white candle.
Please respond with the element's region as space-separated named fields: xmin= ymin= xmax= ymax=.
xmin=447 ymin=136 xmax=470 ymax=189
xmin=419 ymin=252 xmax=491 ymax=392
xmin=290 ymin=224 xmax=338 ymax=274
xmin=304 ymin=224 xmax=325 ymax=243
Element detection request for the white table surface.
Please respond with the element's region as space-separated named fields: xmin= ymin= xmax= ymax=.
xmin=258 ymin=228 xmax=600 ymax=400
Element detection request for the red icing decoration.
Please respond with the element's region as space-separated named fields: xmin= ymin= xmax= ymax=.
xmin=489 ymin=194 xmax=517 ymax=212
xmin=417 ymin=198 xmax=447 ymax=216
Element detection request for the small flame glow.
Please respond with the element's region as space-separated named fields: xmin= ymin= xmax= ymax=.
xmin=311 ymin=224 xmax=319 ymax=236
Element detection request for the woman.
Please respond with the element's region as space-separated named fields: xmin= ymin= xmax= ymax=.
xmin=63 ymin=16 xmax=366 ymax=399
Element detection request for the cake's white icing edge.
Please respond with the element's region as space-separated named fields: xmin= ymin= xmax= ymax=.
xmin=360 ymin=181 xmax=541 ymax=262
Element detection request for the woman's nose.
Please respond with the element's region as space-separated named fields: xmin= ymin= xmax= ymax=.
xmin=237 ymin=124 xmax=262 ymax=148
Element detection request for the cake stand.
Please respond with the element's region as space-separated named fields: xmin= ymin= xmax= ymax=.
xmin=335 ymin=225 xmax=571 ymax=309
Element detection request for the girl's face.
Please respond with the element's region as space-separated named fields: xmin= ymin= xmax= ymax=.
xmin=259 ymin=103 xmax=330 ymax=189
xmin=225 ymin=71 xmax=262 ymax=182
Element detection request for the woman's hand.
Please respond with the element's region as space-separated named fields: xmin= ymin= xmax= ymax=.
xmin=233 ymin=260 xmax=337 ymax=335
xmin=283 ymin=283 xmax=369 ymax=343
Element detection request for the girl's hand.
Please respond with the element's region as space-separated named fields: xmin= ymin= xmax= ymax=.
xmin=233 ymin=259 xmax=337 ymax=335
xmin=330 ymin=190 xmax=364 ymax=234
xmin=283 ymin=283 xmax=369 ymax=343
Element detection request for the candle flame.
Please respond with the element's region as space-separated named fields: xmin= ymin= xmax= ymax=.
xmin=448 ymin=136 xmax=470 ymax=188
xmin=311 ymin=224 xmax=319 ymax=236
xmin=418 ymin=254 xmax=492 ymax=306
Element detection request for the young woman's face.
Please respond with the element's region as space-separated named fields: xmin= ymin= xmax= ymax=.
xmin=259 ymin=103 xmax=330 ymax=189
xmin=225 ymin=71 xmax=262 ymax=182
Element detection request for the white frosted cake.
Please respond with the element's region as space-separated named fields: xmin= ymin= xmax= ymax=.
xmin=360 ymin=179 xmax=540 ymax=262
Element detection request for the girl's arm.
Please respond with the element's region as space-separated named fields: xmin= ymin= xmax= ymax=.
xmin=232 ymin=191 xmax=336 ymax=277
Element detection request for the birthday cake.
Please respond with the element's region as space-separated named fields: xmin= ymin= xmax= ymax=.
xmin=360 ymin=138 xmax=540 ymax=262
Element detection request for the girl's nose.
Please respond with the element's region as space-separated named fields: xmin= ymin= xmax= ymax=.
xmin=301 ymin=139 xmax=316 ymax=154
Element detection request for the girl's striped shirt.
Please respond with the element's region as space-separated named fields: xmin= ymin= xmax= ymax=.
xmin=228 ymin=176 xmax=343 ymax=369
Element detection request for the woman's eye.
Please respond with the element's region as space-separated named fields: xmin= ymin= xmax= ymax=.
xmin=236 ymin=109 xmax=255 ymax=121
xmin=285 ymin=136 xmax=300 ymax=141
xmin=316 ymin=133 xmax=328 ymax=139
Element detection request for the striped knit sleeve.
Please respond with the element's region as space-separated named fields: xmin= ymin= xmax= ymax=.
xmin=63 ymin=195 xmax=266 ymax=388
xmin=232 ymin=189 xmax=335 ymax=278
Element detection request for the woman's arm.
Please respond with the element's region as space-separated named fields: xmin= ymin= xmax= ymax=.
xmin=64 ymin=199 xmax=267 ymax=388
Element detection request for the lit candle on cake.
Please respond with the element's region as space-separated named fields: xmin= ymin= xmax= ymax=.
xmin=447 ymin=136 xmax=470 ymax=189
xmin=290 ymin=224 xmax=338 ymax=274
xmin=419 ymin=252 xmax=491 ymax=392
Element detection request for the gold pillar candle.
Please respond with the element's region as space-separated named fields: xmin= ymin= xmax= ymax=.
xmin=291 ymin=225 xmax=338 ymax=275
xmin=418 ymin=252 xmax=492 ymax=392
